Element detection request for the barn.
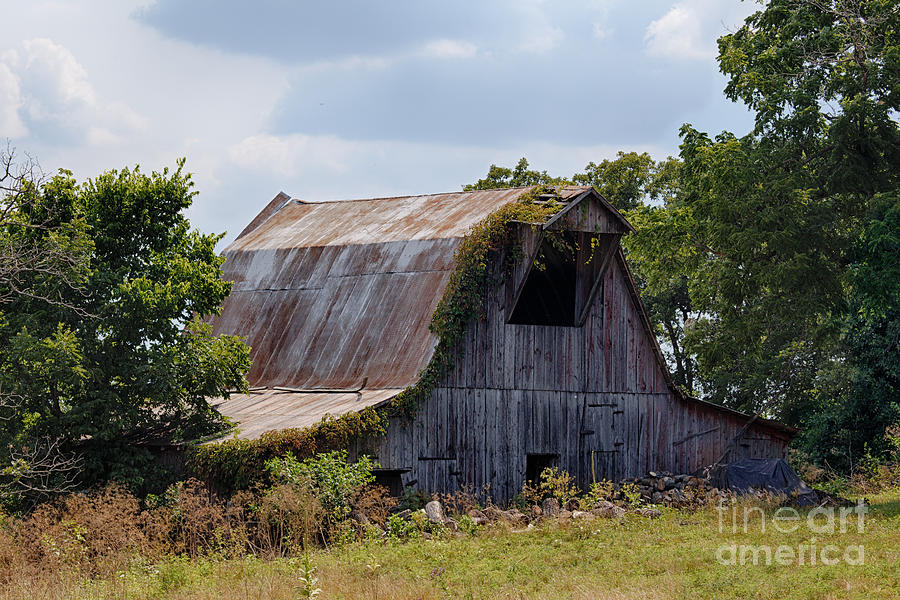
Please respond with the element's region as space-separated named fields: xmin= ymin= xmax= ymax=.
xmin=209 ymin=186 xmax=795 ymax=502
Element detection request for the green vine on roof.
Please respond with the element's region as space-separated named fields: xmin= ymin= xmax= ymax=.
xmin=187 ymin=186 xmax=565 ymax=493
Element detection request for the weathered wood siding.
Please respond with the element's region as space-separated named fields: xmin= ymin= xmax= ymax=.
xmin=372 ymin=249 xmax=791 ymax=502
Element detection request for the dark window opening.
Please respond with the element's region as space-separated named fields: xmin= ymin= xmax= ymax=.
xmin=372 ymin=469 xmax=406 ymax=497
xmin=509 ymin=232 xmax=578 ymax=326
xmin=526 ymin=453 xmax=559 ymax=483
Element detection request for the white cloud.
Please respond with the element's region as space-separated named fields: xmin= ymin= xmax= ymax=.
xmin=0 ymin=61 xmax=27 ymax=137
xmin=226 ymin=132 xmax=665 ymax=192
xmin=227 ymin=133 xmax=361 ymax=176
xmin=0 ymin=38 xmax=146 ymax=145
xmin=511 ymin=0 xmax=565 ymax=54
xmin=420 ymin=39 xmax=478 ymax=60
xmin=644 ymin=3 xmax=713 ymax=61
xmin=592 ymin=23 xmax=611 ymax=40
xmin=589 ymin=0 xmax=618 ymax=40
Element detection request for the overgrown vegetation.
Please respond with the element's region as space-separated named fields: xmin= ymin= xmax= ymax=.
xmin=0 ymin=471 xmax=897 ymax=599
xmin=185 ymin=407 xmax=386 ymax=495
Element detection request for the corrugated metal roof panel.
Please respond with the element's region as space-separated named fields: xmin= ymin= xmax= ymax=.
xmin=209 ymin=388 xmax=401 ymax=440
xmin=227 ymin=187 xmax=588 ymax=251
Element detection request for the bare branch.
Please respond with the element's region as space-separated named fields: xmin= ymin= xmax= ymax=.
xmin=1 ymin=436 xmax=83 ymax=501
xmin=0 ymin=142 xmax=94 ymax=314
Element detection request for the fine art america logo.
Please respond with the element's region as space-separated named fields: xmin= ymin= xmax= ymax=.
xmin=715 ymin=500 xmax=867 ymax=566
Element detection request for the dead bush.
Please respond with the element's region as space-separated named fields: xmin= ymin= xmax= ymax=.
xmin=11 ymin=484 xmax=146 ymax=577
xmin=156 ymin=478 xmax=230 ymax=557
xmin=352 ymin=484 xmax=397 ymax=526
xmin=435 ymin=484 xmax=480 ymax=516
xmin=241 ymin=483 xmax=324 ymax=557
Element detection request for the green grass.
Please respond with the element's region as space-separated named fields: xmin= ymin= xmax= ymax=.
xmin=4 ymin=489 xmax=899 ymax=600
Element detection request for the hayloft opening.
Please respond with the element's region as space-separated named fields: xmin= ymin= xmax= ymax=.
xmin=508 ymin=230 xmax=618 ymax=328
xmin=509 ymin=232 xmax=578 ymax=326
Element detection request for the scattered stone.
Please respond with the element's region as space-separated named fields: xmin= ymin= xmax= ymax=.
xmin=634 ymin=508 xmax=661 ymax=519
xmin=467 ymin=509 xmax=488 ymax=526
xmin=482 ymin=506 xmax=503 ymax=522
xmin=571 ymin=510 xmax=594 ymax=520
xmin=394 ymin=509 xmax=412 ymax=521
xmin=616 ymin=470 xmax=730 ymax=509
xmin=425 ymin=500 xmax=446 ymax=524
xmin=558 ymin=509 xmax=572 ymax=525
xmin=530 ymin=504 xmax=543 ymax=521
xmin=542 ymin=497 xmax=560 ymax=518
xmin=501 ymin=509 xmax=529 ymax=526
xmin=445 ymin=517 xmax=459 ymax=532
xmin=591 ymin=501 xmax=626 ymax=518
xmin=564 ymin=498 xmax=580 ymax=512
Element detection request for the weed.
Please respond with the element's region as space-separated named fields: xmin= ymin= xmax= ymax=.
xmin=296 ymin=552 xmax=321 ymax=599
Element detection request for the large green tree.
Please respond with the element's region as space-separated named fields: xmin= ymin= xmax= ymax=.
xmin=0 ymin=157 xmax=250 ymax=500
xmin=630 ymin=0 xmax=899 ymax=468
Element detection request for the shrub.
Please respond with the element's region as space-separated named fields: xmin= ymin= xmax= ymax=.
xmin=581 ymin=479 xmax=615 ymax=509
xmin=266 ymin=450 xmax=376 ymax=526
xmin=538 ymin=467 xmax=579 ymax=505
xmin=399 ymin=486 xmax=430 ymax=511
xmin=11 ymin=484 xmax=147 ymax=577
xmin=620 ymin=482 xmax=643 ymax=508
xmin=435 ymin=484 xmax=480 ymax=516
xmin=246 ymin=484 xmax=323 ymax=556
xmin=185 ymin=408 xmax=386 ymax=496
xmin=384 ymin=513 xmax=419 ymax=541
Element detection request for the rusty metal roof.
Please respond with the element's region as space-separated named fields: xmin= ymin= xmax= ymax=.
xmin=208 ymin=186 xmax=590 ymax=438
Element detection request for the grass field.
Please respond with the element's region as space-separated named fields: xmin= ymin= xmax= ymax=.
xmin=4 ymin=490 xmax=898 ymax=600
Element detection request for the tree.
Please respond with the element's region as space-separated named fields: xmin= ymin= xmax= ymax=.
xmin=636 ymin=0 xmax=898 ymax=464
xmin=800 ymin=196 xmax=899 ymax=471
xmin=463 ymin=158 xmax=565 ymax=191
xmin=0 ymin=155 xmax=250 ymax=501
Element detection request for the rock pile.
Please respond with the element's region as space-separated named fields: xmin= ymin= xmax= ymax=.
xmin=621 ymin=471 xmax=727 ymax=508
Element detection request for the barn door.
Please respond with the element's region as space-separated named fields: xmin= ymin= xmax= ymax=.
xmin=580 ymin=396 xmax=623 ymax=484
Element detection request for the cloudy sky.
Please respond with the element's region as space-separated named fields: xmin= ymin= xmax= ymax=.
xmin=0 ymin=0 xmax=758 ymax=244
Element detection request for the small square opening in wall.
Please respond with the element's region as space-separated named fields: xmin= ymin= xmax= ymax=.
xmin=372 ymin=469 xmax=407 ymax=497
xmin=526 ymin=453 xmax=559 ymax=483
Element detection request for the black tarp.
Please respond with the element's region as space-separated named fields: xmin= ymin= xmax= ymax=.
xmin=712 ymin=458 xmax=819 ymax=506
